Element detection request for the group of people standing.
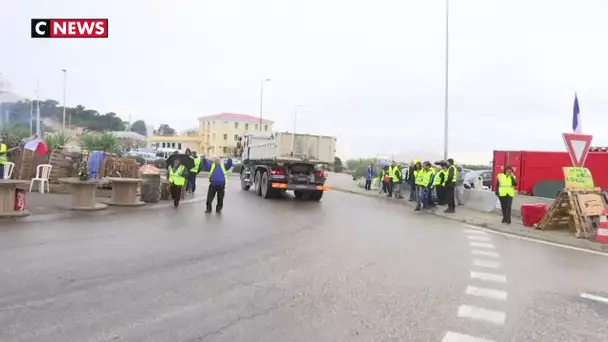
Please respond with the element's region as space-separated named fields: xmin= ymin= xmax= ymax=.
xmin=166 ymin=149 xmax=232 ymax=213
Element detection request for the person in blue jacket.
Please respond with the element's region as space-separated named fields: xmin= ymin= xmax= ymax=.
xmin=364 ymin=164 xmax=375 ymax=191
xmin=201 ymin=156 xmax=233 ymax=213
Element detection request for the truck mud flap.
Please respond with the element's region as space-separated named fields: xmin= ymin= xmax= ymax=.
xmin=271 ymin=183 xmax=331 ymax=191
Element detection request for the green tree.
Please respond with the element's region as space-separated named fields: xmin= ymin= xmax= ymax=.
xmin=130 ymin=120 xmax=147 ymax=136
xmin=333 ymin=156 xmax=344 ymax=172
xmin=155 ymin=124 xmax=176 ymax=136
xmin=346 ymin=158 xmax=377 ymax=178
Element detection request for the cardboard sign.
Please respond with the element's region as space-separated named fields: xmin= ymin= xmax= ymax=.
xmin=563 ymin=167 xmax=594 ymax=189
xmin=576 ymin=193 xmax=605 ymax=216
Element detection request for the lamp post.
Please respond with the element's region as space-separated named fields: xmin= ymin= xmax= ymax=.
xmin=35 ymin=78 xmax=40 ymax=136
xmin=443 ymin=0 xmax=450 ymax=160
xmin=62 ymin=69 xmax=67 ymax=129
xmin=258 ymin=78 xmax=271 ymax=131
xmin=292 ymin=104 xmax=304 ymax=154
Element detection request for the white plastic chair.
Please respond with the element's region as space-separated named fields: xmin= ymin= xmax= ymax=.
xmin=29 ymin=164 xmax=52 ymax=193
xmin=3 ymin=162 xmax=14 ymax=179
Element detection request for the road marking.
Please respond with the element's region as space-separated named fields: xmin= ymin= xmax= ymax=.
xmin=464 ymin=224 xmax=608 ymax=257
xmin=472 ymin=250 xmax=499 ymax=258
xmin=466 ymin=286 xmax=508 ymax=301
xmin=581 ymin=293 xmax=608 ymax=305
xmin=441 ymin=331 xmax=495 ymax=342
xmin=457 ymin=305 xmax=506 ymax=325
xmin=473 ymin=259 xmax=500 ymax=268
xmin=467 ymin=235 xmax=491 ymax=241
xmin=465 ymin=229 xmax=488 ymax=235
xmin=470 ymin=242 xmax=495 ymax=249
xmin=470 ymin=271 xmax=507 ymax=283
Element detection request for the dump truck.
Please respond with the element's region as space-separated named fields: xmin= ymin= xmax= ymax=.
xmin=240 ymin=132 xmax=337 ymax=201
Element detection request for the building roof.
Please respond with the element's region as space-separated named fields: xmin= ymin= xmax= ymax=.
xmin=198 ymin=112 xmax=274 ymax=124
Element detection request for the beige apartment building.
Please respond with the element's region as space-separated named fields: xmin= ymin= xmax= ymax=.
xmin=198 ymin=113 xmax=274 ymax=156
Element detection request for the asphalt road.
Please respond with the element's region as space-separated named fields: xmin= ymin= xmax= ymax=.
xmin=0 ymin=181 xmax=607 ymax=342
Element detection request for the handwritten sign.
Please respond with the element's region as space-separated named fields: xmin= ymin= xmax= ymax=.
xmin=563 ymin=167 xmax=594 ymax=189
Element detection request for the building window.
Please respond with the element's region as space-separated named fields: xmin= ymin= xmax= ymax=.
xmin=234 ymin=134 xmax=238 ymax=141
xmin=234 ymin=122 xmax=239 ymax=129
xmin=255 ymin=124 xmax=258 ymax=130
xmin=264 ymin=125 xmax=268 ymax=131
xmin=171 ymin=142 xmax=176 ymax=148
xmin=212 ymin=121 xmax=216 ymax=128
xmin=223 ymin=134 xmax=227 ymax=140
xmin=178 ymin=143 xmax=182 ymax=150
xmin=223 ymin=146 xmax=228 ymax=153
xmin=245 ymin=123 xmax=249 ymax=130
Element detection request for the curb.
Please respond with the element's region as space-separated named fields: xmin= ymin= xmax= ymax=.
xmin=332 ymin=186 xmax=608 ymax=253
xmin=6 ymin=196 xmax=207 ymax=224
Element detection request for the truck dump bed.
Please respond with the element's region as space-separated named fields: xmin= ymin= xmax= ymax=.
xmin=244 ymin=132 xmax=337 ymax=164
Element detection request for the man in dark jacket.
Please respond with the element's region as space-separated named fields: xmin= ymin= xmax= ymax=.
xmin=444 ymin=158 xmax=457 ymax=213
xmin=407 ymin=160 xmax=420 ymax=201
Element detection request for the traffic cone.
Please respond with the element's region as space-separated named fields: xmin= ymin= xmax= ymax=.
xmin=595 ymin=209 xmax=608 ymax=244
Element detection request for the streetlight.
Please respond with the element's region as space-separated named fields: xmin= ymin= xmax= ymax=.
xmin=443 ymin=0 xmax=450 ymax=160
xmin=35 ymin=78 xmax=40 ymax=136
xmin=292 ymin=104 xmax=304 ymax=154
xmin=61 ymin=69 xmax=67 ymax=129
xmin=258 ymin=78 xmax=271 ymax=131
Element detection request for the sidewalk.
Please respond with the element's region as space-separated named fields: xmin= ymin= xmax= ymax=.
xmin=330 ymin=181 xmax=608 ymax=253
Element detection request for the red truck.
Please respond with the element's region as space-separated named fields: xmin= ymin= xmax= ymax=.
xmin=492 ymin=150 xmax=608 ymax=198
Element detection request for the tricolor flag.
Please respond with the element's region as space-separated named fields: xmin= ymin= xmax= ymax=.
xmin=572 ymin=94 xmax=582 ymax=133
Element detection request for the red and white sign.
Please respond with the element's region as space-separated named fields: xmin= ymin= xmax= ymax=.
xmin=31 ymin=19 xmax=108 ymax=38
xmin=562 ymin=133 xmax=593 ymax=167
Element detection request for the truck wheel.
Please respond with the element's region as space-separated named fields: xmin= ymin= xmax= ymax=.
xmin=261 ymin=172 xmax=273 ymax=199
xmin=241 ymin=172 xmax=251 ymax=191
xmin=294 ymin=190 xmax=303 ymax=199
xmin=309 ymin=190 xmax=323 ymax=201
xmin=255 ymin=171 xmax=262 ymax=196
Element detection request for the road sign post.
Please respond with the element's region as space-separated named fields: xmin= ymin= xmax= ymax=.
xmin=562 ymin=133 xmax=593 ymax=167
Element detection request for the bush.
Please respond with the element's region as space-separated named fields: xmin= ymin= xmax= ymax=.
xmin=232 ymin=164 xmax=242 ymax=173
xmin=154 ymin=158 xmax=166 ymax=169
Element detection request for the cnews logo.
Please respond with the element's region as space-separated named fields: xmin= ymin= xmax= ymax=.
xmin=31 ymin=19 xmax=108 ymax=38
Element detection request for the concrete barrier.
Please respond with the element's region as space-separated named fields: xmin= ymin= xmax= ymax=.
xmin=462 ymin=189 xmax=497 ymax=213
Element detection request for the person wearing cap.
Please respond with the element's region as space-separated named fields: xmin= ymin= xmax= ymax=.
xmin=0 ymin=137 xmax=7 ymax=179
xmin=443 ymin=158 xmax=458 ymax=213
xmin=496 ymin=166 xmax=517 ymax=224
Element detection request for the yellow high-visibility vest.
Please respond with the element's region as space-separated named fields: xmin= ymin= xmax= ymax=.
xmin=190 ymin=157 xmax=201 ymax=173
xmin=444 ymin=165 xmax=458 ymax=186
xmin=389 ymin=165 xmax=398 ymax=180
xmin=169 ymin=165 xmax=186 ymax=186
xmin=497 ymin=173 xmax=516 ymax=197
xmin=0 ymin=143 xmax=7 ymax=165
xmin=434 ymin=169 xmax=445 ymax=186
xmin=415 ymin=169 xmax=426 ymax=186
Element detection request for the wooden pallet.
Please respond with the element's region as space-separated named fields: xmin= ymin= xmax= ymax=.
xmin=536 ymin=188 xmax=606 ymax=239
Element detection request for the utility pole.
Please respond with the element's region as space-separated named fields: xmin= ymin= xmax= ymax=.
xmin=35 ymin=78 xmax=41 ymax=136
xmin=258 ymin=78 xmax=271 ymax=131
xmin=62 ymin=69 xmax=67 ymax=129
xmin=443 ymin=0 xmax=450 ymax=160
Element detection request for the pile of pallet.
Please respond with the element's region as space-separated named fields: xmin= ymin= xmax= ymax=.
xmin=100 ymin=157 xmax=139 ymax=179
xmin=536 ymin=188 xmax=607 ymax=239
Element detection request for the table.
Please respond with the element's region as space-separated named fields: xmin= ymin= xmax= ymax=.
xmin=0 ymin=180 xmax=31 ymax=218
xmin=58 ymin=178 xmax=108 ymax=211
xmin=103 ymin=177 xmax=145 ymax=206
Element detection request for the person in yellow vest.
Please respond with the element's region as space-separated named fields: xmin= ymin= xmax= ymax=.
xmin=414 ymin=161 xmax=431 ymax=211
xmin=387 ymin=161 xmax=399 ymax=197
xmin=201 ymin=156 xmax=233 ymax=214
xmin=443 ymin=158 xmax=458 ymax=213
xmin=496 ymin=166 xmax=517 ymax=224
xmin=423 ymin=165 xmax=436 ymax=207
xmin=407 ymin=160 xmax=421 ymax=201
xmin=186 ymin=151 xmax=201 ymax=195
xmin=167 ymin=158 xmax=187 ymax=208
xmin=0 ymin=137 xmax=7 ymax=180
xmin=392 ymin=164 xmax=404 ymax=199
xmin=434 ymin=162 xmax=447 ymax=205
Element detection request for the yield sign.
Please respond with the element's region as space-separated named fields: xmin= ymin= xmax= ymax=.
xmin=562 ymin=133 xmax=593 ymax=167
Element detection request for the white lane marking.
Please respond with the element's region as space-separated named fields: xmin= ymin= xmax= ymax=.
xmin=470 ymin=242 xmax=495 ymax=249
xmin=472 ymin=250 xmax=500 ymax=258
xmin=473 ymin=259 xmax=500 ymax=268
xmin=457 ymin=305 xmax=506 ymax=325
xmin=466 ymin=286 xmax=508 ymax=301
xmin=467 ymin=235 xmax=491 ymax=241
xmin=442 ymin=331 xmax=495 ymax=342
xmin=464 ymin=224 xmax=608 ymax=257
xmin=465 ymin=229 xmax=488 ymax=235
xmin=470 ymin=271 xmax=507 ymax=283
xmin=581 ymin=293 xmax=608 ymax=305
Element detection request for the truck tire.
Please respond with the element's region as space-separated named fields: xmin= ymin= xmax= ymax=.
xmin=241 ymin=171 xmax=251 ymax=191
xmin=261 ymin=172 xmax=273 ymax=199
xmin=294 ymin=190 xmax=303 ymax=199
xmin=255 ymin=171 xmax=262 ymax=196
xmin=309 ymin=190 xmax=323 ymax=201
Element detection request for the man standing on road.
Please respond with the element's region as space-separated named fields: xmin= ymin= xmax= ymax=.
xmin=443 ymin=158 xmax=458 ymax=213
xmin=387 ymin=161 xmax=398 ymax=198
xmin=414 ymin=161 xmax=431 ymax=211
xmin=364 ymin=164 xmax=374 ymax=191
xmin=188 ymin=151 xmax=201 ymax=195
xmin=0 ymin=137 xmax=6 ymax=179
xmin=407 ymin=160 xmax=420 ymax=202
xmin=496 ymin=166 xmax=517 ymax=224
xmin=393 ymin=164 xmax=404 ymax=199
xmin=202 ymin=156 xmax=233 ymax=214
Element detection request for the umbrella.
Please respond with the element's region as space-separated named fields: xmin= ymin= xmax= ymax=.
xmin=377 ymin=161 xmax=390 ymax=167
xmin=166 ymin=154 xmax=194 ymax=170
xmin=23 ymin=139 xmax=49 ymax=156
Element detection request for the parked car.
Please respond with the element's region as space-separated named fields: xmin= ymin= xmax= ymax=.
xmin=463 ymin=170 xmax=493 ymax=190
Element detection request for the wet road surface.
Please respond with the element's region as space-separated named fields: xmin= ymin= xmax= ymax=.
xmin=0 ymin=182 xmax=607 ymax=341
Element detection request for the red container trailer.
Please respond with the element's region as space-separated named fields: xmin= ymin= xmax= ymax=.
xmin=492 ymin=150 xmax=608 ymax=197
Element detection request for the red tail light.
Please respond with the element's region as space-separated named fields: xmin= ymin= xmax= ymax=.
xmin=315 ymin=170 xmax=325 ymax=178
xmin=270 ymin=168 xmax=285 ymax=175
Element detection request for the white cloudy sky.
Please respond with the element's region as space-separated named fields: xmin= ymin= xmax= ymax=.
xmin=1 ymin=0 xmax=607 ymax=163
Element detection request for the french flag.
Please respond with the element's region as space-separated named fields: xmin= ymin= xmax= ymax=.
xmin=572 ymin=94 xmax=582 ymax=133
